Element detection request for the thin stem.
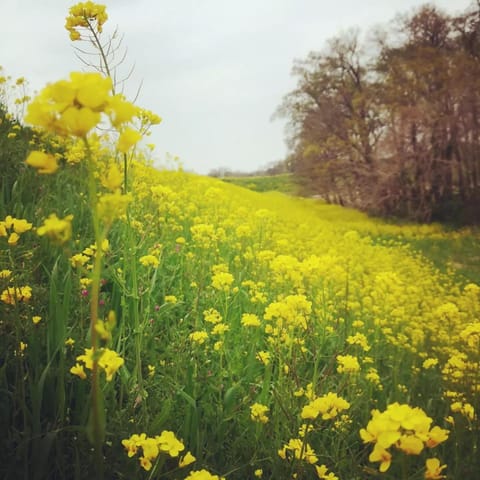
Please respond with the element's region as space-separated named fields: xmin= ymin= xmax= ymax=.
xmin=84 ymin=138 xmax=106 ymax=479
xmin=85 ymin=19 xmax=115 ymax=94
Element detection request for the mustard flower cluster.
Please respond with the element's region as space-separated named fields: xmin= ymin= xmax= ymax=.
xmin=264 ymin=294 xmax=312 ymax=331
xmin=24 ymin=72 xmax=144 ymax=175
xmin=336 ymin=354 xmax=361 ymax=374
xmin=70 ymin=347 xmax=124 ymax=381
xmin=360 ymin=403 xmax=449 ymax=472
xmin=301 ymin=392 xmax=350 ymax=421
xmin=65 ymin=1 xmax=108 ymax=41
xmin=0 ymin=215 xmax=32 ymax=245
xmin=250 ymin=402 xmax=269 ymax=424
xmin=278 ymin=438 xmax=318 ymax=464
xmin=121 ymin=431 xmax=195 ymax=471
xmin=1 ymin=285 xmax=32 ymax=305
xmin=185 ymin=470 xmax=225 ymax=480
xmin=37 ymin=213 xmax=73 ymax=245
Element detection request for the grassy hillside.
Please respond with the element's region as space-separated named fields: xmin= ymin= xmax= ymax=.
xmin=2 ymin=154 xmax=480 ymax=478
xmin=1 ymin=3 xmax=479 ymax=478
xmin=221 ymin=173 xmax=299 ymax=195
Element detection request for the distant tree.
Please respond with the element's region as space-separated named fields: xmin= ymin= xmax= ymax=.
xmin=277 ymin=3 xmax=480 ymax=223
xmin=276 ymin=30 xmax=383 ymax=206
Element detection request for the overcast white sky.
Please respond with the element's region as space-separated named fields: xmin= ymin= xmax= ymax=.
xmin=2 ymin=0 xmax=473 ymax=174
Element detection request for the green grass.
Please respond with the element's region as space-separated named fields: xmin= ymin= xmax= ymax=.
xmin=221 ymin=174 xmax=299 ymax=195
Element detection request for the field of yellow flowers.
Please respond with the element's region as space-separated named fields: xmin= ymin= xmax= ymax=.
xmin=1 ymin=3 xmax=479 ymax=480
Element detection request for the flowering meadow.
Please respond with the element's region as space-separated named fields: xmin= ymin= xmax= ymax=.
xmin=1 ymin=3 xmax=480 ymax=480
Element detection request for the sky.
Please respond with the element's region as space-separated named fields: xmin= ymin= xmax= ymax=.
xmin=2 ymin=0 xmax=474 ymax=175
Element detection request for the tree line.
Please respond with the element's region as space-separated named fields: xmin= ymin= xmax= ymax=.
xmin=276 ymin=3 xmax=480 ymax=223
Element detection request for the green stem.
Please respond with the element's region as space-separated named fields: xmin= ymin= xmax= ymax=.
xmin=84 ymin=138 xmax=106 ymax=478
xmin=123 ymin=152 xmax=128 ymax=194
xmin=86 ymin=19 xmax=114 ymax=94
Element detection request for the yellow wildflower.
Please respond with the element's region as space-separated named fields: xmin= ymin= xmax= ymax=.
xmin=0 ymin=269 xmax=12 ymax=279
xmin=241 ymin=313 xmax=261 ymax=327
xmin=8 ymin=232 xmax=19 ymax=245
xmin=256 ymin=350 xmax=271 ymax=365
xmin=189 ymin=331 xmax=208 ymax=344
xmin=37 ymin=213 xmax=73 ymax=244
xmin=117 ymin=127 xmax=142 ymax=153
xmin=185 ymin=469 xmax=225 ymax=480
xmin=26 ymin=151 xmax=59 ymax=174
xmin=425 ymin=458 xmax=447 ymax=479
xmin=301 ymin=392 xmax=350 ymax=421
xmin=155 ymin=430 xmax=185 ymax=457
xmin=179 ymin=451 xmax=196 ymax=467
xmin=336 ymin=354 xmax=360 ymax=374
xmin=278 ymin=438 xmax=318 ymax=464
xmin=96 ymin=192 xmax=131 ymax=225
xmin=70 ymin=363 xmax=86 ymax=380
xmin=1 ymin=286 xmax=32 ymax=305
xmin=139 ymin=255 xmax=159 ymax=267
xmin=101 ymin=163 xmax=123 ymax=192
xmin=250 ymin=403 xmax=269 ymax=424
xmin=65 ymin=1 xmax=108 ymax=40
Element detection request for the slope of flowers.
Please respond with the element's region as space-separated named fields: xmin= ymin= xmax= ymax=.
xmin=1 ymin=1 xmax=479 ymax=477
xmin=101 ymin=162 xmax=477 ymax=478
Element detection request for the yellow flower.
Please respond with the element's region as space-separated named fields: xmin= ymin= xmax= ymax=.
xmin=75 ymin=347 xmax=124 ymax=381
xmin=315 ymin=464 xmax=339 ymax=480
xmin=70 ymin=253 xmax=90 ymax=268
xmin=179 ymin=451 xmax=196 ymax=467
xmin=254 ymin=469 xmax=263 ymax=478
xmin=139 ymin=255 xmax=159 ymax=267
xmin=203 ymin=308 xmax=222 ymax=324
xmin=211 ymin=323 xmax=229 ymax=335
xmin=278 ymin=438 xmax=318 ymax=464
xmin=96 ymin=192 xmax=132 ymax=225
xmin=250 ymin=403 xmax=269 ymax=424
xmin=185 ymin=470 xmax=225 ymax=480
xmin=65 ymin=337 xmax=75 ymax=347
xmin=336 ymin=354 xmax=360 ymax=374
xmin=98 ymin=348 xmax=124 ymax=381
xmin=211 ymin=271 xmax=234 ymax=292
xmin=241 ymin=313 xmax=261 ymax=327
xmin=101 ymin=163 xmax=123 ymax=192
xmin=117 ymin=127 xmax=142 ymax=153
xmin=301 ymin=392 xmax=350 ymax=421
xmin=369 ymin=444 xmax=392 ymax=472
xmin=70 ymin=363 xmax=87 ymax=380
xmin=0 ymin=269 xmax=12 ymax=279
xmin=37 ymin=213 xmax=73 ymax=244
xmin=65 ymin=2 xmax=108 ymax=39
xmin=32 ymin=315 xmax=42 ymax=324
xmin=61 ymin=106 xmax=100 ymax=137
xmin=1 ymin=286 xmax=32 ymax=305
xmin=155 ymin=430 xmax=185 ymax=457
xmin=25 ymin=72 xmax=111 ymax=137
xmin=422 ymin=358 xmax=439 ymax=369
xmin=12 ymin=218 xmax=33 ymax=234
xmin=256 ymin=350 xmax=270 ymax=365
xmin=8 ymin=232 xmax=19 ymax=245
xmin=425 ymin=458 xmax=447 ymax=479
xmin=107 ymin=94 xmax=138 ymax=126
xmin=139 ymin=456 xmax=152 ymax=471
xmin=189 ymin=331 xmax=208 ymax=344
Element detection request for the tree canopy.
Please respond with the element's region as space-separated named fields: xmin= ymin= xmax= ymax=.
xmin=277 ymin=3 xmax=480 ymax=223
